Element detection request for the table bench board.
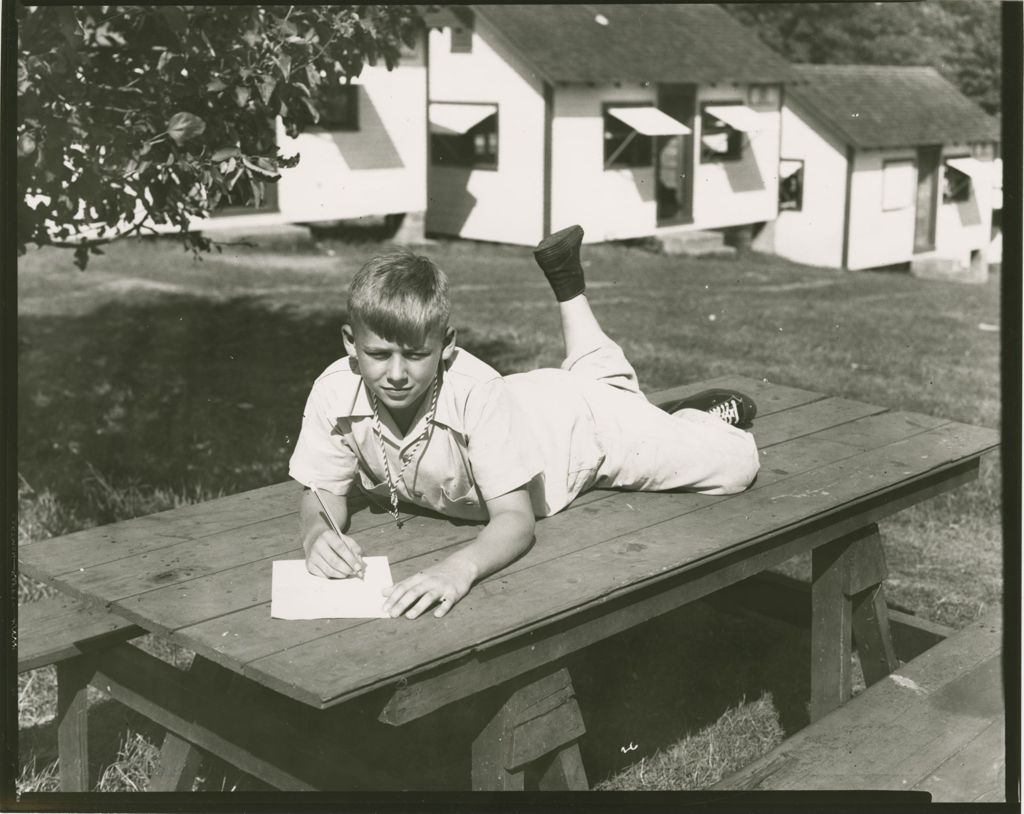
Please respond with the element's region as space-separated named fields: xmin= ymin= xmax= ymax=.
xmin=19 ymin=378 xmax=998 ymax=713
xmin=713 ymin=610 xmax=1004 ymax=801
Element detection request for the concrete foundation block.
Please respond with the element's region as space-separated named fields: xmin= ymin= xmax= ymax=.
xmin=910 ymin=255 xmax=988 ymax=284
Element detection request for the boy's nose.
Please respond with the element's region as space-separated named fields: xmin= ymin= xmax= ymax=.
xmin=386 ymin=357 xmax=407 ymax=383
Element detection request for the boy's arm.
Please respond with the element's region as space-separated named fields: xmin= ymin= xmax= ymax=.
xmin=298 ymin=488 xmax=366 ymax=578
xmin=382 ymin=486 xmax=535 ymax=619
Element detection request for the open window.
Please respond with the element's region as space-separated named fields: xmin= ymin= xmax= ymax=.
xmin=881 ymin=159 xmax=915 ymax=211
xmin=943 ymin=156 xmax=981 ymax=204
xmin=700 ymin=103 xmax=760 ymax=162
xmin=603 ymin=104 xmax=689 ymax=169
xmin=779 ymin=159 xmax=804 ymax=211
xmin=430 ymin=103 xmax=498 ymax=169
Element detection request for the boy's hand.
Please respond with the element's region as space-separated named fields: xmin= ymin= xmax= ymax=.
xmin=382 ymin=559 xmax=477 ymax=619
xmin=305 ymin=529 xmax=365 ymax=579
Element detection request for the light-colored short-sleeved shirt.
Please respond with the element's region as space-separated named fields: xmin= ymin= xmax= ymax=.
xmin=288 ymin=348 xmax=603 ymax=520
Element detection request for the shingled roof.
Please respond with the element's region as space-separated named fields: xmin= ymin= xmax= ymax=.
xmin=472 ymin=4 xmax=795 ymax=84
xmin=788 ymin=65 xmax=1000 ymax=149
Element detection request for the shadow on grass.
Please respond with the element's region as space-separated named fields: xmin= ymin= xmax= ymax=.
xmin=18 ymin=294 xmax=530 ymax=521
xmin=567 ymin=600 xmax=810 ymax=785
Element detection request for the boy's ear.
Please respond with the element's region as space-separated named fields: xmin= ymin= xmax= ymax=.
xmin=440 ymin=327 xmax=457 ymax=362
xmin=341 ymin=324 xmax=356 ymax=356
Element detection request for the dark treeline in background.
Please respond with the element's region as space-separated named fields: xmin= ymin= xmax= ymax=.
xmin=722 ymin=2 xmax=1001 ymax=116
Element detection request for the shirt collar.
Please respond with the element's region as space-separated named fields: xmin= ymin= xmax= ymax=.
xmin=344 ymin=363 xmax=465 ymax=434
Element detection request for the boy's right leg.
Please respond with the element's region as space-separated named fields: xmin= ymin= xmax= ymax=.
xmin=535 ymin=225 xmax=645 ymax=397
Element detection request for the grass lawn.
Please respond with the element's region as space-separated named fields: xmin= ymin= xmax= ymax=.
xmin=17 ymin=232 xmax=1003 ymax=791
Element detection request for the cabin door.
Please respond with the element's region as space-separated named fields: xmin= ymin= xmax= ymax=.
xmin=656 ymin=84 xmax=696 ymax=226
xmin=913 ymin=145 xmax=941 ymax=253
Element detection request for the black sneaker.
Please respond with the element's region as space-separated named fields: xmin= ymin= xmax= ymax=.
xmin=662 ymin=388 xmax=757 ymax=427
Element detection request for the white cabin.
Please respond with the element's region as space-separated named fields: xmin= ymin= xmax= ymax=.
xmin=200 ymin=31 xmax=428 ymax=235
xmin=425 ymin=5 xmax=795 ymax=246
xmin=758 ymin=65 xmax=1000 ymax=273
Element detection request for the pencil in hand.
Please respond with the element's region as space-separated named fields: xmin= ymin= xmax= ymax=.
xmin=311 ymin=485 xmax=365 ymax=579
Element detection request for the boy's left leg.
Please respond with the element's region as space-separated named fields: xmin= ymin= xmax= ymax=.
xmin=534 ymin=225 xmax=757 ymax=428
xmin=593 ymin=388 xmax=761 ymax=496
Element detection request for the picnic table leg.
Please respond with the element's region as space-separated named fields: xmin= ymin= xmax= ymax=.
xmin=471 ymin=667 xmax=588 ymax=791
xmin=811 ymin=524 xmax=899 ymax=721
xmin=810 ymin=532 xmax=855 ymax=721
xmin=56 ymin=657 xmax=96 ymax=791
xmin=847 ymin=526 xmax=899 ymax=685
xmin=148 ymin=655 xmax=232 ymax=792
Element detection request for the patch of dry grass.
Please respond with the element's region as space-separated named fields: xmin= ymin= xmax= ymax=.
xmin=594 ymin=694 xmax=784 ymax=790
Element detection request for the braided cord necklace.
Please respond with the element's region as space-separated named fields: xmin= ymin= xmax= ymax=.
xmin=368 ymin=376 xmax=441 ymax=528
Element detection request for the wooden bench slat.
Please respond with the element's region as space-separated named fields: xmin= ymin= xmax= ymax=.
xmin=239 ymin=421 xmax=994 ymax=707
xmin=136 ymin=408 xmax=948 ymax=668
xmin=17 ymin=595 xmax=144 ymax=673
xmin=713 ymin=610 xmax=1003 ymax=799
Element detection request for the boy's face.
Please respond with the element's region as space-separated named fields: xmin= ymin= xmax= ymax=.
xmin=342 ymin=323 xmax=455 ymax=421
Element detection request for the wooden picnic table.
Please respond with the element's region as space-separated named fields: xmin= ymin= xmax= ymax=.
xmin=19 ymin=375 xmax=999 ymax=791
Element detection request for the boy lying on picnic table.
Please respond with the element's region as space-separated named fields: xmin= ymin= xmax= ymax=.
xmin=289 ymin=225 xmax=760 ymax=620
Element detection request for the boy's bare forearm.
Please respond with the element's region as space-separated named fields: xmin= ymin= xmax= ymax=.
xmin=446 ymin=510 xmax=535 ymax=585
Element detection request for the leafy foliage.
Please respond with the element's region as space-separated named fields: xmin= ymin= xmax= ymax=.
xmin=17 ymin=5 xmax=423 ymax=267
xmin=723 ymin=2 xmax=1001 ymax=116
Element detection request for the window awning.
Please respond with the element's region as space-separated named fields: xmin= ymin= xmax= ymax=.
xmin=779 ymin=159 xmax=803 ymax=179
xmin=704 ymin=104 xmax=763 ymax=133
xmin=429 ymin=103 xmax=496 ymax=135
xmin=608 ymin=106 xmax=691 ymax=136
xmin=945 ymin=156 xmax=986 ymax=183
xmin=701 ymin=133 xmax=730 ymax=154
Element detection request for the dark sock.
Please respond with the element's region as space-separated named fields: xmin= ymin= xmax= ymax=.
xmin=534 ymin=224 xmax=585 ymax=302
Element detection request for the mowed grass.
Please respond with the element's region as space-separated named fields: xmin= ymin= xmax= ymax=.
xmin=17 ymin=232 xmax=1003 ymax=791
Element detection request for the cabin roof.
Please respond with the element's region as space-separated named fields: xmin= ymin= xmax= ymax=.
xmin=788 ymin=64 xmax=1000 ymax=149
xmin=471 ymin=4 xmax=795 ymax=85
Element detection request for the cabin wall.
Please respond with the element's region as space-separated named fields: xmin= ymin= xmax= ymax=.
xmin=275 ymin=37 xmax=426 ymax=223
xmin=426 ymin=18 xmax=546 ymax=245
xmin=769 ymin=98 xmax=847 ymax=269
xmin=846 ymin=148 xmax=920 ymax=271
xmin=550 ymin=84 xmax=659 ymax=242
xmin=934 ymin=142 xmax=996 ymax=267
xmin=690 ymin=84 xmax=781 ymax=230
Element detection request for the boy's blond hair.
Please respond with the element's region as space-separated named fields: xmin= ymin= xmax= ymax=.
xmin=347 ymin=250 xmax=451 ymax=346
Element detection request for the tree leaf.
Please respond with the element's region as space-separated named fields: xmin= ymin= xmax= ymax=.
xmin=206 ymin=77 xmax=228 ymax=93
xmin=211 ymin=146 xmax=241 ymax=161
xmin=166 ymin=112 xmax=206 ymax=145
xmin=276 ymin=53 xmax=292 ymax=80
xmin=234 ymin=86 xmax=251 ymax=108
xmin=257 ymin=75 xmax=277 ymax=106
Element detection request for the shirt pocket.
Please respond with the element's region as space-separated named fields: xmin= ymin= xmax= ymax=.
xmin=358 ymin=468 xmax=391 ymax=500
xmin=440 ymin=484 xmax=480 ymax=510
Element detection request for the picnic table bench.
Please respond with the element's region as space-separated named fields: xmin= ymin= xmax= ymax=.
xmin=18 ymin=375 xmax=999 ymax=792
xmin=714 ymin=609 xmax=1005 ymax=801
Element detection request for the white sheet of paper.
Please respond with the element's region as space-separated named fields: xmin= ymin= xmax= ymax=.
xmin=271 ymin=557 xmax=393 ymax=620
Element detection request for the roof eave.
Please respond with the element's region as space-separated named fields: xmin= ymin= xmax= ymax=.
xmin=470 ymin=5 xmax=556 ymax=86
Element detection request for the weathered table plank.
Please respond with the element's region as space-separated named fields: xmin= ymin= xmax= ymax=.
xmin=44 ymin=390 xmax=873 ymax=637
xmin=139 ymin=407 xmax=935 ymax=668
xmin=19 ymin=481 xmax=304 ymax=577
xmin=241 ymin=421 xmax=994 ymax=706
